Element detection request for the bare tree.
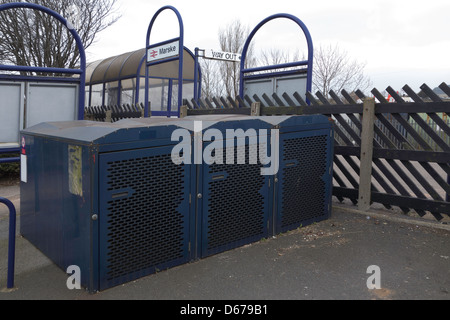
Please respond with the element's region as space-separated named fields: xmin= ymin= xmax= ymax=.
xmin=258 ymin=48 xmax=303 ymax=67
xmin=312 ymin=44 xmax=372 ymax=97
xmin=200 ymin=58 xmax=223 ymax=99
xmin=257 ymin=48 xmax=305 ymax=75
xmin=0 ymin=0 xmax=121 ymax=73
xmin=217 ymin=19 xmax=256 ymax=98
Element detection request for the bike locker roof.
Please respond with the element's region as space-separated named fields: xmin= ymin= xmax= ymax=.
xmin=21 ymin=115 xmax=332 ymax=146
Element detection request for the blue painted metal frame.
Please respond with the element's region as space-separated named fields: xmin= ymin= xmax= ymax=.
xmin=145 ymin=6 xmax=184 ymax=118
xmin=194 ymin=48 xmax=201 ymax=103
xmin=239 ymin=13 xmax=314 ymax=105
xmin=0 ymin=197 xmax=16 ymax=289
xmin=0 ymin=147 xmax=20 ymax=164
xmin=0 ymin=2 xmax=86 ymax=120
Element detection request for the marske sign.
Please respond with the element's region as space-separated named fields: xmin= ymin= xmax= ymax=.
xmin=147 ymin=40 xmax=180 ymax=63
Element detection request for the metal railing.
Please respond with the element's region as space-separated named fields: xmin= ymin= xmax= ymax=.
xmin=0 ymin=197 xmax=16 ymax=289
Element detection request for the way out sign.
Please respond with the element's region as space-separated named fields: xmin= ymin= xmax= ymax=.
xmin=147 ymin=40 xmax=180 ymax=63
xmin=202 ymin=49 xmax=241 ymax=62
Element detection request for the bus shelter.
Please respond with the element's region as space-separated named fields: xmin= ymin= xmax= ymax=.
xmin=85 ymin=47 xmax=200 ymax=114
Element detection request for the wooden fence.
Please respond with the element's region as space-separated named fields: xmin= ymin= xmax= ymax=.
xmin=84 ymin=103 xmax=144 ymax=123
xmin=84 ymin=83 xmax=450 ymax=222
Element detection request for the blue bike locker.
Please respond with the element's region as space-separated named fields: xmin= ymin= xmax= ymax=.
xmin=98 ymin=145 xmax=192 ymax=291
xmin=187 ymin=116 xmax=274 ymax=259
xmin=271 ymin=115 xmax=334 ymax=235
xmin=20 ymin=119 xmax=194 ymax=292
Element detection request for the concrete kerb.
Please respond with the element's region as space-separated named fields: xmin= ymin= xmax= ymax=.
xmin=333 ymin=204 xmax=450 ymax=232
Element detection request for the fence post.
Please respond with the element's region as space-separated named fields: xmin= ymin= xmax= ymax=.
xmin=180 ymin=105 xmax=188 ymax=118
xmin=105 ymin=110 xmax=112 ymax=123
xmin=251 ymin=102 xmax=261 ymax=116
xmin=358 ymin=97 xmax=376 ymax=211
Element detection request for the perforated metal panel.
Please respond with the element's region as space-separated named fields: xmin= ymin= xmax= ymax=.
xmin=276 ymin=129 xmax=333 ymax=234
xmin=200 ymin=144 xmax=270 ymax=258
xmin=99 ymin=146 xmax=191 ymax=290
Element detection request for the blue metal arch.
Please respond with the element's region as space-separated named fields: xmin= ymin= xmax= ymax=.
xmin=145 ymin=5 xmax=184 ymax=118
xmin=239 ymin=13 xmax=314 ymax=103
xmin=0 ymin=2 xmax=87 ymax=120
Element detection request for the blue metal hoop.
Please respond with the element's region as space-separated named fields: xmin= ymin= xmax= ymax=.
xmin=239 ymin=13 xmax=314 ymax=104
xmin=145 ymin=6 xmax=184 ymax=118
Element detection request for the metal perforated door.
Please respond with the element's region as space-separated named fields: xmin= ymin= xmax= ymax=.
xmin=199 ymin=143 xmax=271 ymax=258
xmin=98 ymin=146 xmax=191 ymax=290
xmin=275 ymin=129 xmax=334 ymax=234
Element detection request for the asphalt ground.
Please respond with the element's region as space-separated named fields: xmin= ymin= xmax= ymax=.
xmin=0 ymin=180 xmax=449 ymax=303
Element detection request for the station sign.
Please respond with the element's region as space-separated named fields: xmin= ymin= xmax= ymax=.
xmin=147 ymin=40 xmax=180 ymax=63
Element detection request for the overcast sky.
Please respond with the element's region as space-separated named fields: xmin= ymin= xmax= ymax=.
xmin=87 ymin=0 xmax=450 ymax=93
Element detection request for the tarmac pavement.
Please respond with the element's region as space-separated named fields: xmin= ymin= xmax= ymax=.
xmin=0 ymin=180 xmax=449 ymax=301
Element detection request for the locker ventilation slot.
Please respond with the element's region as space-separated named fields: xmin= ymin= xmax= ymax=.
xmin=206 ymin=146 xmax=266 ymax=251
xmin=281 ymin=135 xmax=328 ymax=228
xmin=104 ymin=154 xmax=186 ymax=281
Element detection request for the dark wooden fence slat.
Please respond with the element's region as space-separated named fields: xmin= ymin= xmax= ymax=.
xmin=237 ymin=96 xmax=249 ymax=108
xmin=438 ymin=82 xmax=450 ymax=97
xmin=198 ymin=99 xmax=208 ymax=110
xmin=203 ymin=98 xmax=214 ymax=110
xmin=220 ymin=97 xmax=231 ymax=109
xmin=421 ymin=83 xmax=443 ymax=102
xmin=262 ymin=93 xmax=274 ymax=107
xmin=329 ymin=90 xmax=345 ymax=105
xmin=306 ymin=92 xmax=320 ymax=106
xmin=227 ymin=97 xmax=239 ymax=109
xmin=212 ymin=97 xmax=223 ymax=109
xmin=333 ymin=171 xmax=348 ymax=203
xmin=185 ymin=100 xmax=193 ymax=109
xmin=244 ymin=95 xmax=254 ymax=107
xmin=293 ymin=92 xmax=308 ymax=106
xmin=272 ymin=93 xmax=286 ymax=107
xmin=342 ymin=90 xmax=358 ymax=104
xmin=316 ymin=91 xmax=332 ymax=105
xmin=191 ymin=99 xmax=202 ymax=110
xmin=253 ymin=94 xmax=266 ymax=108
xmin=282 ymin=93 xmax=297 ymax=107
